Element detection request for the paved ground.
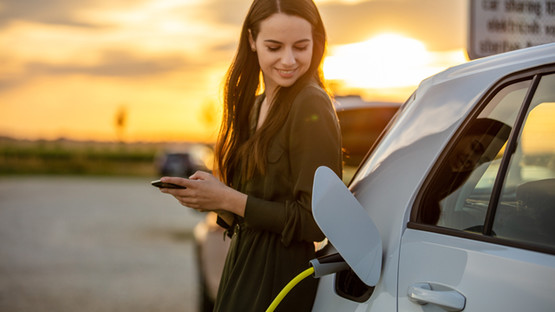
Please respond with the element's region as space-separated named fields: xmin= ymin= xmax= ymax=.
xmin=0 ymin=176 xmax=205 ymax=312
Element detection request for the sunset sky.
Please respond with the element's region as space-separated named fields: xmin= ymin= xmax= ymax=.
xmin=0 ymin=0 xmax=467 ymax=143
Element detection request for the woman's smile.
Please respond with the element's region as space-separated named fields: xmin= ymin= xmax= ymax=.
xmin=277 ymin=68 xmax=297 ymax=78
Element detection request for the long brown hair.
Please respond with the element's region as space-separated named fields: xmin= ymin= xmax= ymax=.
xmin=215 ymin=0 xmax=328 ymax=186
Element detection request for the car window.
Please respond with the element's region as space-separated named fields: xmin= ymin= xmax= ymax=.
xmin=493 ymin=73 xmax=555 ymax=248
xmin=350 ymin=92 xmax=414 ymax=186
xmin=415 ymin=71 xmax=555 ymax=252
xmin=417 ymin=79 xmax=530 ymax=229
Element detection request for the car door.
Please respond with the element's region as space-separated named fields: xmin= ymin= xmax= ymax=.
xmin=397 ymin=68 xmax=555 ymax=311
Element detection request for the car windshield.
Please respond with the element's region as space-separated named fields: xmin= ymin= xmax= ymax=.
xmin=349 ymin=91 xmax=416 ymax=185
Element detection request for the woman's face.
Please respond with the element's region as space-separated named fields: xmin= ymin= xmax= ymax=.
xmin=249 ymin=13 xmax=313 ymax=92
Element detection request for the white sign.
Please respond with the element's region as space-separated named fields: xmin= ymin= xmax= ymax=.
xmin=468 ymin=0 xmax=555 ymax=59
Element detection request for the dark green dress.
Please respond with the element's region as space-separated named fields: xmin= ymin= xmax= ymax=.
xmin=213 ymin=84 xmax=342 ymax=312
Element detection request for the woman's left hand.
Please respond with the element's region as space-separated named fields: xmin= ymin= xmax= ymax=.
xmin=159 ymin=171 xmax=247 ymax=217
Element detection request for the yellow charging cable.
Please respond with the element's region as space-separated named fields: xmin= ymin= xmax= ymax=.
xmin=265 ymin=266 xmax=315 ymax=312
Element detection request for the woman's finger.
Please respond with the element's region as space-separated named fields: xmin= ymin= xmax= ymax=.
xmin=160 ymin=176 xmax=191 ymax=188
xmin=189 ymin=170 xmax=212 ymax=180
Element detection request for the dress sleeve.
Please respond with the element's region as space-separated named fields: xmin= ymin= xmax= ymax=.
xmin=243 ymin=86 xmax=343 ymax=246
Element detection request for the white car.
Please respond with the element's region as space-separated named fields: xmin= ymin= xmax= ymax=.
xmin=311 ymin=43 xmax=555 ymax=312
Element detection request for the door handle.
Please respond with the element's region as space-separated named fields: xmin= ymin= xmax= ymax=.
xmin=408 ymin=282 xmax=466 ymax=311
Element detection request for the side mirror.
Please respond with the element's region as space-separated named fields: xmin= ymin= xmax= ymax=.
xmin=312 ymin=166 xmax=382 ymax=286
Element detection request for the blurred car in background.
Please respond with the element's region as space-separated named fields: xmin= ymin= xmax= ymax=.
xmin=193 ymin=212 xmax=230 ymax=312
xmin=335 ymin=95 xmax=400 ymax=168
xmin=155 ymin=144 xmax=214 ymax=178
xmin=192 ymin=96 xmax=400 ymax=312
xmin=158 ymin=152 xmax=195 ymax=177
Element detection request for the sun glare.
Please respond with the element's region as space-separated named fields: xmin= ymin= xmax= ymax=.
xmin=324 ymin=34 xmax=466 ymax=90
xmin=0 ymin=1 xmax=468 ymax=143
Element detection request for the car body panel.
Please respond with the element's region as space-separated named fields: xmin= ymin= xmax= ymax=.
xmin=311 ymin=43 xmax=555 ymax=312
xmin=398 ymin=229 xmax=555 ymax=311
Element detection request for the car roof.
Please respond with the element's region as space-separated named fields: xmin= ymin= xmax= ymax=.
xmin=420 ymin=42 xmax=555 ymax=91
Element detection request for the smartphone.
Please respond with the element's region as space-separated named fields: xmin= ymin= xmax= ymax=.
xmin=151 ymin=179 xmax=187 ymax=189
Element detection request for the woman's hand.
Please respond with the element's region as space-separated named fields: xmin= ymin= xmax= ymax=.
xmin=159 ymin=171 xmax=247 ymax=217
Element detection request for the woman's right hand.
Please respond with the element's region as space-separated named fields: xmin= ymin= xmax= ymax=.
xmin=159 ymin=172 xmax=247 ymax=217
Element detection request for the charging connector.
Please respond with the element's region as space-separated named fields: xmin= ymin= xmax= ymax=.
xmin=309 ymin=252 xmax=349 ymax=278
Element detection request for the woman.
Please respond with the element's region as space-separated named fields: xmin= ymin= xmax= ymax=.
xmin=159 ymin=0 xmax=342 ymax=310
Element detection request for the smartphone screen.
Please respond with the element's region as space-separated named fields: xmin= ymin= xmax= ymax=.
xmin=151 ymin=180 xmax=187 ymax=189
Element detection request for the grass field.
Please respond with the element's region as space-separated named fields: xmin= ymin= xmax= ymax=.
xmin=1 ymin=137 xmax=362 ymax=183
xmin=0 ymin=137 xmax=201 ymax=176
